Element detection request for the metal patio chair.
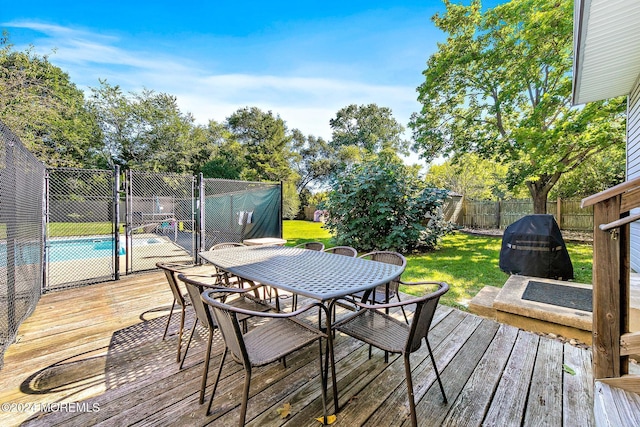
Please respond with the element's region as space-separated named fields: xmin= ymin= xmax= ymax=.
xmin=333 ymin=281 xmax=450 ymax=427
xmin=176 ymin=273 xmax=271 ymax=404
xmin=290 ymin=242 xmax=326 ymax=310
xmin=157 ymin=262 xmax=202 ymax=362
xmin=349 ymin=251 xmax=409 ymax=324
xmin=204 ymin=242 xmax=246 ymax=285
xmin=201 ymin=288 xmax=336 ymax=426
xmin=324 ymin=245 xmax=357 ymax=257
xmin=294 ymin=241 xmax=325 ymax=251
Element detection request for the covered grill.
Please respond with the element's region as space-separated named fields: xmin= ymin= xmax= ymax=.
xmin=499 ymin=214 xmax=574 ymax=280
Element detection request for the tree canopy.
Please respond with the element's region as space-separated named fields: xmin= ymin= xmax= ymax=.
xmin=426 ymin=153 xmax=526 ymax=200
xmin=330 ymin=103 xmax=409 ymax=166
xmin=410 ymin=0 xmax=626 ymax=212
xmin=0 ymin=36 xmax=101 ymax=167
xmin=226 ymin=107 xmax=294 ymax=182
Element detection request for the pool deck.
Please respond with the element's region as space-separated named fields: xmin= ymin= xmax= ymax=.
xmin=46 ymin=234 xmax=192 ymax=290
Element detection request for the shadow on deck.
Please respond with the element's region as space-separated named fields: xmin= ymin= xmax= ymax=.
xmin=0 ymin=271 xmax=594 ymax=426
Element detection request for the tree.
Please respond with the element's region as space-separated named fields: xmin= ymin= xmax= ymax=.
xmin=197 ymin=120 xmax=245 ymax=179
xmin=290 ymin=129 xmax=336 ymax=192
xmin=87 ymin=80 xmax=198 ymax=172
xmin=330 ymin=103 xmax=409 ymax=166
xmin=410 ymin=0 xmax=626 ymax=213
xmin=426 ymin=153 xmax=526 ymax=200
xmin=226 ymin=107 xmax=294 ymax=182
xmin=0 ymin=36 xmax=101 ymax=167
xmin=282 ymin=181 xmax=300 ymax=220
xmin=323 ymin=154 xmax=452 ymax=253
xmin=551 ymin=144 xmax=625 ymax=199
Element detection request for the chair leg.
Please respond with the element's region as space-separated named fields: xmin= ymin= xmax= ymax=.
xmin=199 ymin=327 xmax=214 ymax=404
xmin=274 ymin=288 xmax=281 ymax=312
xmin=176 ymin=305 xmax=186 ymax=363
xmin=162 ymin=298 xmax=176 ymax=340
xmin=396 ymin=293 xmax=409 ymax=324
xmin=238 ymin=367 xmax=252 ymax=426
xmin=426 ymin=338 xmax=447 ymax=403
xmin=318 ymin=338 xmax=329 ymax=423
xmin=206 ymin=347 xmax=228 ymax=416
xmin=403 ymin=353 xmax=418 ymax=427
xmin=179 ymin=318 xmax=199 ymax=369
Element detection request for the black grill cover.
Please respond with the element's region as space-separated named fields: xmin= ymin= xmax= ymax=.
xmin=499 ymin=214 xmax=574 ymax=280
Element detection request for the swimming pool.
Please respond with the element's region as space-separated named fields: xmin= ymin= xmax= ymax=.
xmin=47 ymin=237 xmax=162 ymax=262
xmin=1 ymin=236 xmax=164 ymax=266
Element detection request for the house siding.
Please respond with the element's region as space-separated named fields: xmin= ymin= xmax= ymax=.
xmin=628 ymin=76 xmax=640 ymax=272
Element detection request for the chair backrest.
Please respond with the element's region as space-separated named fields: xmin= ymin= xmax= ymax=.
xmin=324 ymin=246 xmax=357 ymax=257
xmin=358 ymin=251 xmax=407 ymax=294
xmin=156 ymin=262 xmax=190 ymax=307
xmin=295 ymin=241 xmax=325 ymax=251
xmin=177 ymin=274 xmax=218 ymax=329
xmin=201 ymin=289 xmax=250 ymax=367
xmin=209 ymin=242 xmax=246 ymax=251
xmin=406 ymin=282 xmax=449 ymax=353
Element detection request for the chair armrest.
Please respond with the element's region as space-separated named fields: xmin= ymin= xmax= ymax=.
xmin=338 ymin=281 xmax=449 ymax=311
xmin=398 ymin=279 xmax=448 ymax=287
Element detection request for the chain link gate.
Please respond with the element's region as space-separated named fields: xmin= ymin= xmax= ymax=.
xmin=124 ymin=171 xmax=195 ymax=273
xmin=45 ymin=168 xmax=117 ymax=290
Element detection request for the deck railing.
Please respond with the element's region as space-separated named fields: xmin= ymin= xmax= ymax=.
xmin=581 ymin=177 xmax=640 ymax=391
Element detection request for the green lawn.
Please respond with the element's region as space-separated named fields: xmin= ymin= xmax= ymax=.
xmin=48 ymin=222 xmax=115 ymax=237
xmin=283 ymin=219 xmax=333 ymax=247
xmin=282 ymin=220 xmax=593 ymax=310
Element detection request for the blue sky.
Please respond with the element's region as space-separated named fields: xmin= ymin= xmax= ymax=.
xmin=2 ymin=1 xmax=500 ymax=164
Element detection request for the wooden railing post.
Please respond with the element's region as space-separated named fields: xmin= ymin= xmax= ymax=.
xmin=592 ymin=196 xmax=622 ymax=378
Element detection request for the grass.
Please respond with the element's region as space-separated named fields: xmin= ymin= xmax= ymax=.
xmin=48 ymin=222 xmax=114 ymax=237
xmin=282 ymin=219 xmax=333 ymax=247
xmin=282 ymin=220 xmax=593 ymax=310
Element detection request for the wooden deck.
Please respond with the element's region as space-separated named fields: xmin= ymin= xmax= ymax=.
xmin=0 ymin=271 xmax=594 ymax=426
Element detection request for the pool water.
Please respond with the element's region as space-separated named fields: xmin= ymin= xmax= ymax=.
xmin=1 ymin=237 xmax=163 ymax=266
xmin=48 ymin=237 xmax=161 ymax=262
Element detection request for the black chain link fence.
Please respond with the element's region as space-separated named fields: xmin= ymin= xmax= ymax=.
xmin=0 ymin=121 xmax=283 ymax=367
xmin=0 ymin=122 xmax=46 ymax=369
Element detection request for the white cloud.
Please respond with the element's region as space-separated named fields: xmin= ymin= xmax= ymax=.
xmin=4 ymin=20 xmax=424 ymax=153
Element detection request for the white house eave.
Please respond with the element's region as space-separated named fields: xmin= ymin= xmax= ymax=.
xmin=572 ymin=0 xmax=640 ymax=105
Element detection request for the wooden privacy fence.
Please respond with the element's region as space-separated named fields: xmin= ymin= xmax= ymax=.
xmin=444 ymin=197 xmax=594 ymax=231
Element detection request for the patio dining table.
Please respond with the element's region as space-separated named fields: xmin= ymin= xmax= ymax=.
xmin=198 ymin=244 xmax=406 ymax=414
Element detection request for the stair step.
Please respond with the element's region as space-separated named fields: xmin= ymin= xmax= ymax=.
xmin=594 ymin=378 xmax=640 ymax=426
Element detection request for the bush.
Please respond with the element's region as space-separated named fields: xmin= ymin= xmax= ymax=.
xmin=322 ymin=158 xmax=453 ymax=252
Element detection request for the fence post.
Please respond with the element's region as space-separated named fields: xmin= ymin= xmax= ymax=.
xmin=114 ymin=165 xmax=120 ymax=280
xmin=198 ymin=173 xmax=205 ymax=258
xmin=43 ymin=170 xmax=49 ymax=290
xmin=557 ymin=197 xmax=562 ymax=229
xmin=279 ymin=181 xmax=284 ymax=238
xmin=497 ymin=200 xmax=502 ymax=228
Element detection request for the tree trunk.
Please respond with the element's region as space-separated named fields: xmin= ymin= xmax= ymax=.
xmin=531 ymin=189 xmax=548 ymax=214
xmin=526 ymin=174 xmax=559 ymax=214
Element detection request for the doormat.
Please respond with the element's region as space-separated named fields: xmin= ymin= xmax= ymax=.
xmin=521 ymin=280 xmax=592 ymax=313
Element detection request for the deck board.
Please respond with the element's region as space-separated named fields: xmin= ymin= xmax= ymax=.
xmin=0 ymin=271 xmax=594 ymax=426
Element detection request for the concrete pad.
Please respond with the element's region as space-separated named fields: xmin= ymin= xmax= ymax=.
xmin=468 ymin=286 xmax=500 ymax=319
xmin=493 ymin=275 xmax=592 ymax=344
